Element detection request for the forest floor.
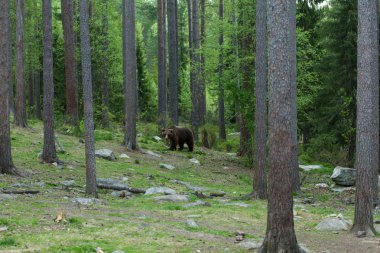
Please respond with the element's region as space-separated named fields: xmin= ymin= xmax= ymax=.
xmin=1 ymin=121 xmax=380 ymax=253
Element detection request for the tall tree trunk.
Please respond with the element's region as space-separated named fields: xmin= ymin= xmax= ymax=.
xmin=351 ymin=0 xmax=378 ymax=237
xmin=167 ymin=0 xmax=179 ymax=124
xmin=28 ymin=63 xmax=35 ymax=114
xmin=191 ymin=0 xmax=200 ymax=142
xmin=218 ymin=0 xmax=226 ymax=140
xmin=100 ymin=0 xmax=110 ymax=129
xmin=157 ymin=0 xmax=167 ymax=127
xmin=187 ymin=0 xmax=194 ymax=123
xmin=0 ymin=0 xmax=18 ymax=175
xmin=123 ymin=0 xmax=138 ymax=150
xmin=290 ymin=0 xmax=301 ymax=193
xmin=61 ymin=0 xmax=79 ymax=126
xmin=199 ymin=0 xmax=206 ymax=123
xmin=253 ymin=0 xmax=267 ymax=200
xmin=260 ymin=0 xmax=302 ymax=251
xmin=79 ymin=0 xmax=97 ymax=198
xmin=15 ymin=0 xmax=27 ymax=127
xmin=7 ymin=0 xmax=13 ymax=115
xmin=42 ymin=0 xmax=58 ymax=164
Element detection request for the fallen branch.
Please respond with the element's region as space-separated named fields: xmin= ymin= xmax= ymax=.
xmin=2 ymin=190 xmax=40 ymax=194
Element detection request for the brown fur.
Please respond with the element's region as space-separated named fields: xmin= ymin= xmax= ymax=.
xmin=161 ymin=126 xmax=194 ymax=152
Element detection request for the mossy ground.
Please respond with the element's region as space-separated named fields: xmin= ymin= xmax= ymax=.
xmin=0 ymin=121 xmax=379 ymax=253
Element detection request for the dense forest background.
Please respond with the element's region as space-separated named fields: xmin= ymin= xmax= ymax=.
xmin=10 ymin=0 xmax=359 ymax=166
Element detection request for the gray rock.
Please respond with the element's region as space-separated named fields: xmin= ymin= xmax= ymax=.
xmin=119 ymin=154 xmax=130 ymax=159
xmin=61 ymin=180 xmax=76 ymax=187
xmin=299 ymin=244 xmax=311 ymax=253
xmin=145 ymin=187 xmax=176 ymax=195
xmin=112 ymin=251 xmax=127 ymax=253
xmin=111 ymin=190 xmax=132 ymax=198
xmin=315 ymin=183 xmax=329 ymax=189
xmin=0 ymin=194 xmax=17 ymax=200
xmin=224 ymin=202 xmax=251 ymax=208
xmin=144 ymin=150 xmax=162 ymax=158
xmin=186 ymin=219 xmax=198 ymax=228
xmin=153 ymin=136 xmax=162 ymax=142
xmin=187 ymin=215 xmax=202 ymax=218
xmin=95 ymin=149 xmax=116 ymax=161
xmin=170 ymin=179 xmax=191 ymax=187
xmin=188 ymin=185 xmax=209 ymax=192
xmin=226 ymin=153 xmax=236 ymax=156
xmin=11 ymin=183 xmax=30 ymax=188
xmin=32 ymin=182 xmax=46 ymax=188
xmin=316 ymin=216 xmax=351 ymax=231
xmin=0 ymin=226 xmax=8 ymax=232
xmin=154 ymin=194 xmax=190 ymax=203
xmin=330 ymin=185 xmax=355 ymax=193
xmin=299 ymin=164 xmax=324 ymax=172
xmin=97 ymin=178 xmax=129 ymax=190
xmin=159 ymin=163 xmax=175 ymax=170
xmin=209 ymin=191 xmax=226 ymax=197
xmin=238 ymin=240 xmax=261 ymax=250
xmin=184 ymin=200 xmax=211 ymax=208
xmin=72 ymin=198 xmax=102 ymax=206
xmin=331 ymin=166 xmax=356 ymax=186
xmin=189 ymin=158 xmax=200 ymax=165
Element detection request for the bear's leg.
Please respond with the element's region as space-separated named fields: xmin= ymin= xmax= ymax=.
xmin=170 ymin=141 xmax=177 ymax=150
xmin=187 ymin=140 xmax=194 ymax=152
xmin=179 ymin=141 xmax=184 ymax=150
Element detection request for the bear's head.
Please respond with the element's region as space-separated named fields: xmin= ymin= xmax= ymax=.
xmin=162 ymin=128 xmax=175 ymax=141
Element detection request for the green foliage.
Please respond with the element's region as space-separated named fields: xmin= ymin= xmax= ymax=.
xmin=0 ymin=237 xmax=17 ymax=246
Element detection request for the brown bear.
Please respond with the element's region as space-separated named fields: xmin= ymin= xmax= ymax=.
xmin=161 ymin=126 xmax=194 ymax=152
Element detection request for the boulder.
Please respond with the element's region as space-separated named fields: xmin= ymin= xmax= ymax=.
xmin=316 ymin=215 xmax=352 ymax=231
xmin=186 ymin=219 xmax=198 ymax=228
xmin=238 ymin=240 xmax=262 ymax=250
xmin=224 ymin=202 xmax=251 ymax=208
xmin=72 ymin=198 xmax=102 ymax=206
xmin=95 ymin=149 xmax=115 ymax=161
xmin=111 ymin=190 xmax=132 ymax=198
xmin=154 ymin=194 xmax=189 ymax=203
xmin=189 ymin=158 xmax=200 ymax=165
xmin=159 ymin=163 xmax=175 ymax=170
xmin=330 ymin=166 xmax=356 ymax=186
xmin=97 ymin=178 xmax=129 ymax=190
xmin=61 ymin=180 xmax=76 ymax=187
xmin=145 ymin=187 xmax=176 ymax=195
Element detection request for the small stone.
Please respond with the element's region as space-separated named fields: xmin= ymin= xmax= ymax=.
xmin=330 ymin=185 xmax=355 ymax=193
xmin=356 ymin=231 xmax=366 ymax=238
xmin=316 ymin=216 xmax=351 ymax=231
xmin=188 ymin=185 xmax=209 ymax=192
xmin=315 ymin=183 xmax=329 ymax=189
xmin=0 ymin=226 xmax=8 ymax=232
xmin=153 ymin=136 xmax=162 ymax=142
xmin=184 ymin=200 xmax=211 ymax=208
xmin=144 ymin=150 xmax=162 ymax=158
xmin=187 ymin=215 xmax=202 ymax=218
xmin=226 ymin=153 xmax=236 ymax=156
xmin=159 ymin=163 xmax=175 ymax=170
xmin=61 ymin=180 xmax=75 ymax=187
xmin=145 ymin=187 xmax=176 ymax=195
xmin=189 ymin=158 xmax=200 ymax=164
xmin=186 ymin=219 xmax=198 ymax=228
xmin=95 ymin=247 xmax=105 ymax=253
xmin=299 ymin=244 xmax=311 ymax=253
xmin=122 ymin=177 xmax=129 ymax=181
xmin=299 ymin=164 xmax=324 ymax=172
xmin=0 ymin=194 xmax=17 ymax=200
xmin=112 ymin=251 xmax=127 ymax=253
xmin=52 ymin=162 xmax=58 ymax=167
xmin=154 ymin=194 xmax=189 ymax=203
xmin=95 ymin=149 xmax=116 ymax=161
xmin=119 ymin=154 xmax=130 ymax=159
xmin=238 ymin=240 xmax=261 ymax=250
xmin=111 ymin=190 xmax=132 ymax=198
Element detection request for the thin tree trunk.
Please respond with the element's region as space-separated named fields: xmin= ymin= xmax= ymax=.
xmin=35 ymin=70 xmax=42 ymax=120
xmin=100 ymin=0 xmax=110 ymax=129
xmin=187 ymin=0 xmax=194 ymax=123
xmin=260 ymin=0 xmax=302 ymax=251
xmin=351 ymin=0 xmax=378 ymax=237
xmin=61 ymin=0 xmax=79 ymax=126
xmin=253 ymin=0 xmax=267 ymax=199
xmin=123 ymin=0 xmax=138 ymax=150
xmin=0 ymin=0 xmax=18 ymax=175
xmin=15 ymin=0 xmax=27 ymax=127
xmin=158 ymin=0 xmax=167 ymax=127
xmin=42 ymin=0 xmax=58 ymax=164
xmin=191 ymin=0 xmax=200 ymax=142
xmin=199 ymin=0 xmax=206 ymax=123
xmin=28 ymin=65 xmax=35 ymax=115
xmin=290 ymin=0 xmax=301 ymax=193
xmin=167 ymin=0 xmax=179 ymax=124
xmin=79 ymin=0 xmax=97 ymax=198
xmin=218 ymin=0 xmax=226 ymax=140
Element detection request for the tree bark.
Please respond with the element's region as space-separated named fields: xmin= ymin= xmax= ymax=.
xmin=35 ymin=70 xmax=42 ymax=120
xmin=157 ymin=0 xmax=167 ymax=127
xmin=289 ymin=0 xmax=301 ymax=193
xmin=218 ymin=0 xmax=226 ymax=141
xmin=199 ymin=0 xmax=206 ymax=123
xmin=260 ymin=0 xmax=302 ymax=251
xmin=123 ymin=0 xmax=138 ymax=150
xmin=79 ymin=0 xmax=97 ymax=198
xmin=42 ymin=0 xmax=58 ymax=163
xmin=351 ymin=0 xmax=378 ymax=237
xmin=167 ymin=0 xmax=179 ymax=124
xmin=253 ymin=0 xmax=267 ymax=200
xmin=7 ymin=0 xmax=13 ymax=115
xmin=0 ymin=0 xmax=18 ymax=175
xmin=61 ymin=0 xmax=79 ymax=126
xmin=15 ymin=0 xmax=27 ymax=127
